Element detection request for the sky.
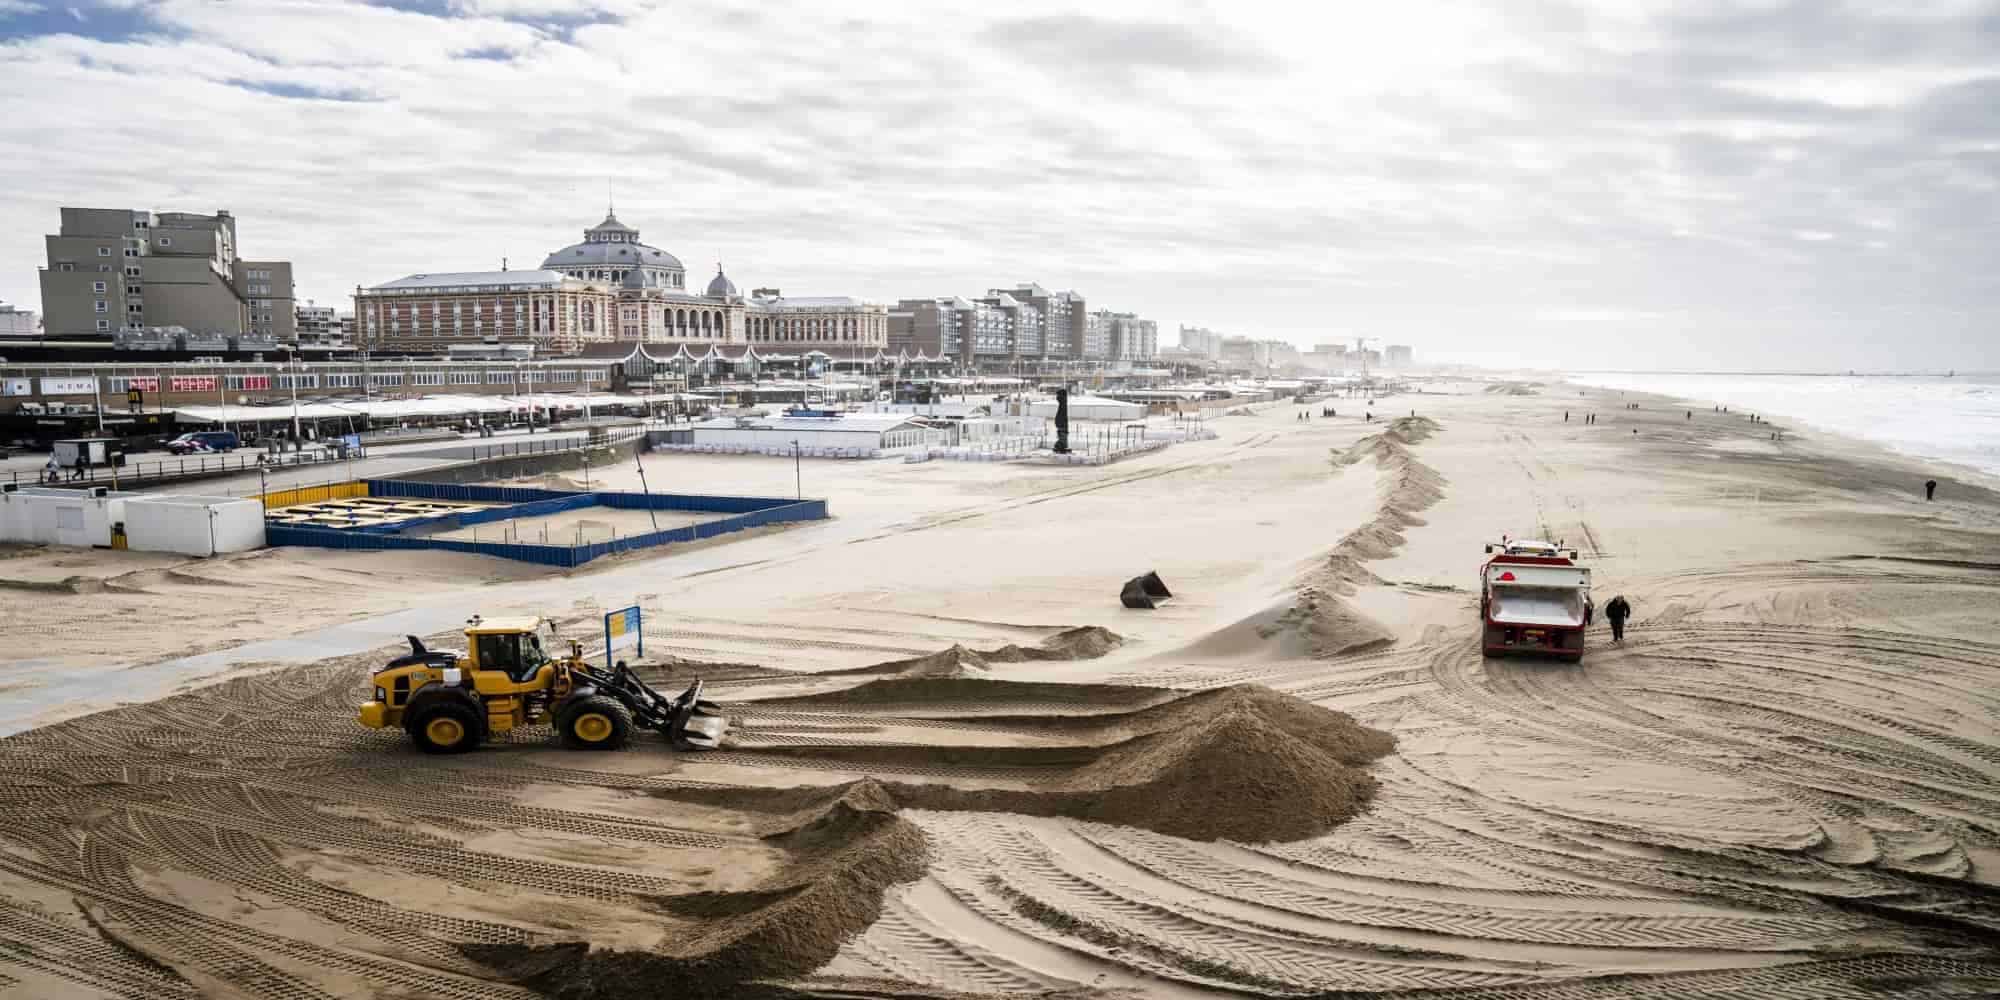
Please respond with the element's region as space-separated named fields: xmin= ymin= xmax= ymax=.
xmin=0 ymin=0 xmax=1996 ymax=371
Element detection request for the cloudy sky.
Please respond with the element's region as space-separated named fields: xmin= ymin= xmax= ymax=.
xmin=1 ymin=0 xmax=1995 ymax=370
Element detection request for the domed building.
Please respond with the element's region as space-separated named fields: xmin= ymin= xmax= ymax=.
xmin=541 ymin=211 xmax=687 ymax=291
xmin=356 ymin=210 xmax=885 ymax=357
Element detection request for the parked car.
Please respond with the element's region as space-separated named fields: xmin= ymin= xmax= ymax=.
xmin=166 ymin=430 xmax=241 ymax=455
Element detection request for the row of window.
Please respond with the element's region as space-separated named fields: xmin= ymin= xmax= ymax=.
xmin=59 ymin=370 xmax=607 ymax=391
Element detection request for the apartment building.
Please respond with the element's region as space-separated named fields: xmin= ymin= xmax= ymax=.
xmin=37 ymin=207 xmax=293 ymax=339
xmin=1178 ymin=325 xmax=1224 ymax=360
xmin=235 ymin=260 xmax=296 ymax=341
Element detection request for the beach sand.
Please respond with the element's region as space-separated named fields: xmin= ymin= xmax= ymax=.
xmin=1 ymin=380 xmax=1997 ymax=998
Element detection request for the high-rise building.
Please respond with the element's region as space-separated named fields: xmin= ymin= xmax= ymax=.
xmin=37 ymin=207 xmax=292 ymax=339
xmin=991 ymin=284 xmax=1087 ymax=360
xmin=1386 ymin=344 xmax=1413 ymax=367
xmin=1179 ymin=325 xmax=1224 ymax=359
xmin=1096 ymin=310 xmax=1158 ymax=362
xmin=0 ymin=301 xmax=38 ymax=336
xmin=895 ymin=287 xmax=1152 ymax=370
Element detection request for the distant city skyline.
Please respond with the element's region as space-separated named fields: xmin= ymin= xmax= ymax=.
xmin=2 ymin=1 xmax=1996 ymax=370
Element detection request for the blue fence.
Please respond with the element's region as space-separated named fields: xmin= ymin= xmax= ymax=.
xmin=265 ymin=480 xmax=828 ymax=567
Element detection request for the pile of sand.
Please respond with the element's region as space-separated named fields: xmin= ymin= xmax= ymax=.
xmin=737 ymin=684 xmax=1395 ymax=844
xmin=829 ymin=627 xmax=1123 ymax=679
xmin=465 ymin=781 xmax=927 ymax=1000
xmin=758 ymin=676 xmax=1168 ymax=710
xmin=1483 ymin=382 xmax=1542 ymax=395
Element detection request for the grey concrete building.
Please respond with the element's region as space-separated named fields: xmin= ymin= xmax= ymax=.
xmin=36 ymin=207 xmax=291 ymax=340
xmin=235 ymin=260 xmax=295 ymax=341
xmin=1386 ymin=344 xmax=1413 ymax=367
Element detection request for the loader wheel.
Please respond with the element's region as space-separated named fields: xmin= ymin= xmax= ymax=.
xmin=558 ymin=696 xmax=632 ymax=751
xmin=408 ymin=701 xmax=483 ymax=754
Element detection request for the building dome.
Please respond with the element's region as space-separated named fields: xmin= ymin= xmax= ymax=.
xmin=705 ymin=266 xmax=738 ymax=298
xmin=540 ymin=210 xmax=686 ymax=290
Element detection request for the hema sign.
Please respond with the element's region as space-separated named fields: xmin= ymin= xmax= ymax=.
xmin=40 ymin=377 xmax=98 ymax=396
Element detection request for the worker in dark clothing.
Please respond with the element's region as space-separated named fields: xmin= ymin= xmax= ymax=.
xmin=1605 ymin=595 xmax=1631 ymax=643
xmin=1925 ymin=479 xmax=1938 ymax=501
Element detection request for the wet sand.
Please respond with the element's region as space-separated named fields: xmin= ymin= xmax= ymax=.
xmin=2 ymin=380 xmax=1998 ymax=998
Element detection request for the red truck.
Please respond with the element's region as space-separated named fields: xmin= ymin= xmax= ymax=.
xmin=1479 ymin=538 xmax=1593 ymax=660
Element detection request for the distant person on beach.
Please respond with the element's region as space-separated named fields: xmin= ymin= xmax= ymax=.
xmin=1926 ymin=479 xmax=1938 ymax=501
xmin=1605 ymin=595 xmax=1632 ymax=642
xmin=1686 ymin=410 xmax=1692 ymax=420
xmin=1565 ymin=411 xmax=1570 ymax=422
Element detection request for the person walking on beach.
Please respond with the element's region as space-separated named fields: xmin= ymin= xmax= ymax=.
xmin=1605 ymin=595 xmax=1632 ymax=643
xmin=1926 ymin=479 xmax=1938 ymax=501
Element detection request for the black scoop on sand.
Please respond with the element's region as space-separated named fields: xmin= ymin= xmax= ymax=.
xmin=1121 ymin=571 xmax=1173 ymax=609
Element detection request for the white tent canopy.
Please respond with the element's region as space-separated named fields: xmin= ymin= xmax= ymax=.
xmin=169 ymin=391 xmax=714 ymax=425
xmin=1027 ymin=395 xmax=1146 ymax=422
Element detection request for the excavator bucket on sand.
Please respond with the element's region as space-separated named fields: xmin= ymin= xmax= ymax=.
xmin=1121 ymin=571 xmax=1173 ymax=609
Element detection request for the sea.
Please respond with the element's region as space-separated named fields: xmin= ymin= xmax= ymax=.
xmin=1562 ymin=372 xmax=2000 ymax=479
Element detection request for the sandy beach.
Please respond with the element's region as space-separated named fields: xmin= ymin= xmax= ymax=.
xmin=1 ymin=379 xmax=1997 ymax=998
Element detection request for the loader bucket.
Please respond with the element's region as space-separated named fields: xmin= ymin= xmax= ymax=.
xmin=1121 ymin=571 xmax=1173 ymax=609
xmin=666 ymin=679 xmax=729 ymax=750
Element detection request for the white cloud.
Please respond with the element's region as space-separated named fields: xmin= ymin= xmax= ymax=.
xmin=0 ymin=0 xmax=1995 ymax=370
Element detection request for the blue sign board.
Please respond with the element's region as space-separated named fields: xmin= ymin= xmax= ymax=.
xmin=604 ymin=605 xmax=643 ymax=667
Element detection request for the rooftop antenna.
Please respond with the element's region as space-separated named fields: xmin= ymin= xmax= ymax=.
xmin=501 ymin=256 xmax=508 ymax=271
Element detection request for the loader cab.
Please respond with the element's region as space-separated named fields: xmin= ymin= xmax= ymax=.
xmin=468 ymin=618 xmax=555 ymax=682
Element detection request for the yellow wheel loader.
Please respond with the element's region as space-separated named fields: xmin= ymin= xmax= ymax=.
xmin=357 ymin=615 xmax=727 ymax=754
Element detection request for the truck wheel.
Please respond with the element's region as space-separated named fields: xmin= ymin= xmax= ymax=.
xmin=558 ymin=696 xmax=633 ymax=751
xmin=407 ymin=701 xmax=483 ymax=754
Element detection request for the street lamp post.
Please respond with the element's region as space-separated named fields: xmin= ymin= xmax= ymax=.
xmin=288 ymin=350 xmax=302 ymax=441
